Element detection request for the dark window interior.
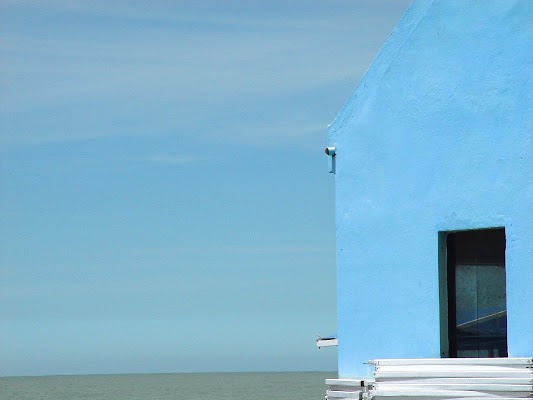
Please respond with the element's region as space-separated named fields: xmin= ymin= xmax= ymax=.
xmin=447 ymin=228 xmax=507 ymax=358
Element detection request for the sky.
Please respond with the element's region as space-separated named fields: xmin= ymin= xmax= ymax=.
xmin=0 ymin=0 xmax=411 ymax=376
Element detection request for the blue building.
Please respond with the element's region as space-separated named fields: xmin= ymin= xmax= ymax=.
xmin=325 ymin=0 xmax=532 ymax=380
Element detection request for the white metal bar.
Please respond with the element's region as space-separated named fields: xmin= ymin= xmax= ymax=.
xmin=317 ymin=338 xmax=339 ymax=348
xmin=373 ymin=377 xmax=533 ymax=384
xmin=369 ymin=397 xmax=525 ymax=400
xmin=374 ymin=371 xmax=533 ymax=378
xmin=326 ymin=390 xmax=362 ymax=399
xmin=374 ymin=365 xmax=533 ymax=372
xmin=370 ymin=358 xmax=533 ymax=366
xmin=368 ymin=389 xmax=503 ymax=397
xmin=326 ymin=379 xmax=369 ymax=386
xmin=371 ymin=383 xmax=533 ymax=391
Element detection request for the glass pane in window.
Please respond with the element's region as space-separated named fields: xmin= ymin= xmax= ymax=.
xmin=455 ymin=264 xmax=507 ymax=357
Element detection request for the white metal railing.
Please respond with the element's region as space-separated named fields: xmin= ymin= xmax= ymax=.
xmin=326 ymin=358 xmax=533 ymax=399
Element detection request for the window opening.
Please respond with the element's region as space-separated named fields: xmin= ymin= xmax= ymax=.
xmin=446 ymin=228 xmax=507 ymax=358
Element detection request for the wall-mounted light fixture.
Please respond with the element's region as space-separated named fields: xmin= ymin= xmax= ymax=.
xmin=325 ymin=145 xmax=336 ymax=174
xmin=325 ymin=146 xmax=336 ymax=156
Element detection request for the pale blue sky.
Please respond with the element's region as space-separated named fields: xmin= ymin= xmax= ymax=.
xmin=0 ymin=0 xmax=410 ymax=376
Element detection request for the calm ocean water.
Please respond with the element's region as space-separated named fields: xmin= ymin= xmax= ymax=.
xmin=0 ymin=371 xmax=335 ymax=400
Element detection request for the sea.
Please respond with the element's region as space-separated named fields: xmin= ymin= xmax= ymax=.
xmin=0 ymin=371 xmax=335 ymax=400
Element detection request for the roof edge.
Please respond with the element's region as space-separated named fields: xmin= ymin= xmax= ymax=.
xmin=328 ymin=0 xmax=436 ymax=142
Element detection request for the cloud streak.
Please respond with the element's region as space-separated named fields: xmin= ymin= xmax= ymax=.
xmin=1 ymin=0 xmax=410 ymax=146
xmin=125 ymin=154 xmax=209 ymax=165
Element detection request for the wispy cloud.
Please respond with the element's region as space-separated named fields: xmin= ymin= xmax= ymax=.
xmin=124 ymin=154 xmax=209 ymax=165
xmin=221 ymin=246 xmax=324 ymax=255
xmin=129 ymin=245 xmax=326 ymax=257
xmin=2 ymin=0 xmax=407 ymax=31
xmin=1 ymin=30 xmax=364 ymax=112
xmin=1 ymin=0 xmax=410 ymax=146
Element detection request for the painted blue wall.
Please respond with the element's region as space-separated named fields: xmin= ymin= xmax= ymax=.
xmin=328 ymin=0 xmax=533 ymax=378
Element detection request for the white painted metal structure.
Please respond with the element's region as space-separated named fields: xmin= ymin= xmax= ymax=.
xmin=317 ymin=337 xmax=339 ymax=348
xmin=326 ymin=358 xmax=533 ymax=400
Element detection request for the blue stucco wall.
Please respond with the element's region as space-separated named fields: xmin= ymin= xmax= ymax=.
xmin=328 ymin=0 xmax=533 ymax=378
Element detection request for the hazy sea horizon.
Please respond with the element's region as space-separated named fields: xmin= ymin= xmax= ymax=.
xmin=0 ymin=371 xmax=336 ymax=400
